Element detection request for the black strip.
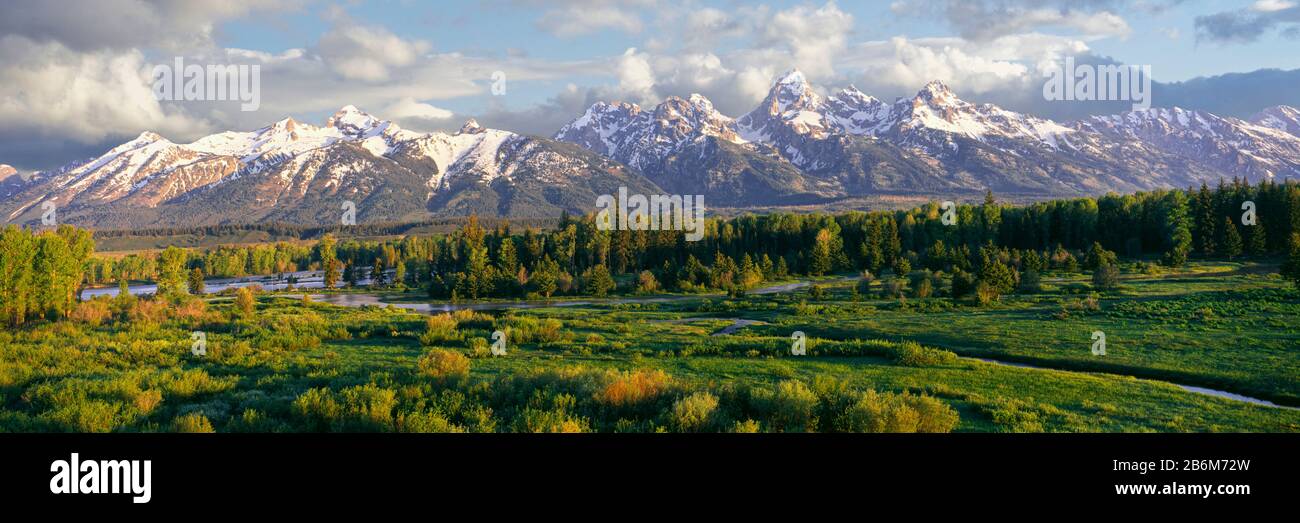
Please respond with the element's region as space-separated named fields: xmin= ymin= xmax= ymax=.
xmin=1 ymin=433 xmax=1291 ymax=513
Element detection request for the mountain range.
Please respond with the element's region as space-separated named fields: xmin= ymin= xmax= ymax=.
xmin=4 ymin=70 xmax=1299 ymax=229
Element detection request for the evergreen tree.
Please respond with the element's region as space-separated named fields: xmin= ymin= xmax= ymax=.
xmin=1196 ymin=182 xmax=1217 ymax=256
xmin=1245 ymin=218 xmax=1267 ymax=257
xmin=1161 ymin=191 xmax=1193 ymax=267
xmin=529 ymin=265 xmax=558 ymax=298
xmin=775 ymin=256 xmax=790 ymax=279
xmin=188 ymin=268 xmax=206 ymax=294
xmin=1220 ymin=217 xmax=1242 ymax=259
xmin=343 ymin=262 xmax=358 ymax=287
xmin=1283 ymin=233 xmax=1300 ymax=288
xmin=497 ymin=236 xmax=519 ymax=275
xmin=891 ymin=256 xmax=911 ymax=277
xmin=979 ymin=260 xmax=1017 ymax=295
xmin=1084 ymin=242 xmax=1117 ymax=270
xmin=583 ymin=264 xmax=616 ymax=296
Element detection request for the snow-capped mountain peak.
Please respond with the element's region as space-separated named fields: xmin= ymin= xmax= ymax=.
xmin=6 ymin=106 xmax=538 ymax=215
xmin=1251 ymin=105 xmax=1300 ymax=137
xmin=4 ymin=103 xmax=647 ymax=227
xmin=326 ymin=104 xmax=370 ymax=127
xmin=738 ymin=70 xmax=832 ymax=142
xmin=459 ymin=119 xmax=486 ymax=135
xmin=767 ymin=68 xmax=822 ymax=114
xmin=553 ymin=101 xmax=643 ymax=157
xmin=834 ymin=85 xmax=879 ymax=105
xmin=556 ymin=93 xmax=744 ymax=170
xmin=914 ymin=80 xmax=958 ymax=105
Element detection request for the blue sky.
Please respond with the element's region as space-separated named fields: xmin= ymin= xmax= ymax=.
xmin=209 ymin=0 xmax=1300 ymax=116
xmin=3 ymin=0 xmax=1300 ymax=171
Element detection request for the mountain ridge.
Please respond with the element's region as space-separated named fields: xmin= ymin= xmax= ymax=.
xmin=558 ymin=68 xmax=1300 ymax=201
xmin=6 ymin=70 xmax=1300 ymax=229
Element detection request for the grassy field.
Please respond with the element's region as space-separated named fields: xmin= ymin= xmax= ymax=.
xmin=0 ymin=261 xmax=1296 ymax=433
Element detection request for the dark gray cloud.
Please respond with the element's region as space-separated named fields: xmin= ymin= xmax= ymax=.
xmin=971 ymin=61 xmax=1300 ymax=122
xmin=891 ymin=0 xmax=1133 ymax=41
xmin=0 ymin=135 xmax=121 ymax=173
xmin=1195 ymin=5 xmax=1300 ymax=44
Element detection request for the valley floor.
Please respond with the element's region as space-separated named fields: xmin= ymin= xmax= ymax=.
xmin=0 ymin=261 xmax=1296 ymax=433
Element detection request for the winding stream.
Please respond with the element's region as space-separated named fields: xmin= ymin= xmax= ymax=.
xmin=967 ymin=357 xmax=1296 ymax=410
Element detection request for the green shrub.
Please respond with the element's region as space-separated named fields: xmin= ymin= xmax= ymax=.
xmin=294 ymin=388 xmax=342 ymax=431
xmin=1093 ymin=263 xmax=1120 ymax=290
xmin=891 ymin=341 xmax=957 ymax=367
xmin=396 ymin=411 xmax=464 ymax=433
xmin=338 ymin=384 xmax=397 ymax=431
xmin=501 ymin=316 xmax=566 ymax=344
xmin=670 ymin=392 xmax=719 ymax=432
xmin=760 ymin=381 xmax=819 ymax=432
xmin=173 ymin=412 xmax=215 ymax=433
xmin=833 ymin=390 xmax=958 ymax=433
xmin=420 ymin=314 xmax=462 ymax=346
xmin=418 ymin=349 xmax=471 ymax=385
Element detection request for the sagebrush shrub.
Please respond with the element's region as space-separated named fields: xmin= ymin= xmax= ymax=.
xmin=418 ymin=349 xmax=470 ymax=385
xmin=670 ymin=392 xmax=719 ymax=432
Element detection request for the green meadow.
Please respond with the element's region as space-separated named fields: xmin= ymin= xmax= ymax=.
xmin=1 ymin=260 xmax=1295 ymax=433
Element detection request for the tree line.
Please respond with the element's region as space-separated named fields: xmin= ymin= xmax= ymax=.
xmin=6 ymin=178 xmax=1299 ymax=326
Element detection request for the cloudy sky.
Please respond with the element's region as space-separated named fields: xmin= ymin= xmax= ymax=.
xmin=3 ymin=0 xmax=1299 ymax=172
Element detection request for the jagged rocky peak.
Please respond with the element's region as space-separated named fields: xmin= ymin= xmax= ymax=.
xmin=648 ymin=94 xmax=739 ymax=142
xmin=585 ymin=100 xmax=642 ymax=119
xmin=833 ymin=84 xmax=879 ymax=105
xmin=909 ymin=80 xmax=966 ymax=110
xmin=459 ymin=119 xmax=486 ymax=135
xmin=764 ymin=68 xmax=822 ymax=114
xmin=688 ymin=93 xmax=716 ymax=111
xmin=654 ymin=94 xmax=726 ymax=123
